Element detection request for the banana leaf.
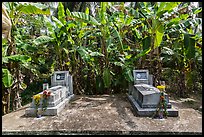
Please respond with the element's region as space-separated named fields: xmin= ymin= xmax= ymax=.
xmin=33 ymin=36 xmax=54 ymax=46
xmin=16 ymin=3 xmax=50 ymax=15
xmin=58 ymin=2 xmax=66 ymax=25
xmin=70 ymin=12 xmax=100 ymax=26
xmin=2 ymin=68 xmax=13 ymax=88
xmin=184 ymin=34 xmax=195 ymax=59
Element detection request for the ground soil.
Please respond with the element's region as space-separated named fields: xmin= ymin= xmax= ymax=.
xmin=2 ymin=93 xmax=202 ymax=135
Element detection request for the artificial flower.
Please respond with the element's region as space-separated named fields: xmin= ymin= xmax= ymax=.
xmin=43 ymin=90 xmax=47 ymax=95
xmin=160 ymin=96 xmax=165 ymax=100
xmin=157 ymin=85 xmax=166 ymax=91
xmin=33 ymin=94 xmax=41 ymax=101
xmin=47 ymin=91 xmax=51 ymax=96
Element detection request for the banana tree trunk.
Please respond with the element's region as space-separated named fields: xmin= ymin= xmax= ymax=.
xmin=5 ymin=89 xmax=11 ymax=114
xmin=5 ymin=44 xmax=14 ymax=113
xmin=5 ymin=25 xmax=23 ymax=112
xmin=13 ymin=63 xmax=22 ymax=111
xmin=179 ymin=71 xmax=186 ymax=97
xmin=154 ymin=47 xmax=162 ymax=86
xmin=101 ymin=37 xmax=111 ymax=94
xmin=102 ymin=37 xmax=109 ymax=67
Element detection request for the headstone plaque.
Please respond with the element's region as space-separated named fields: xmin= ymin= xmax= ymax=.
xmin=133 ymin=70 xmax=149 ymax=85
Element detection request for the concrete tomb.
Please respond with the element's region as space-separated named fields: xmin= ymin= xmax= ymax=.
xmin=25 ymin=71 xmax=74 ymax=116
xmin=127 ymin=70 xmax=178 ymax=117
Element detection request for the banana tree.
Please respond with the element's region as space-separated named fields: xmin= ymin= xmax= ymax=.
xmin=64 ymin=2 xmax=158 ymax=92
xmin=65 ymin=2 xmax=128 ymax=93
xmin=109 ymin=2 xmax=202 ymax=92
xmin=161 ymin=33 xmax=201 ymax=97
xmin=41 ymin=2 xmax=88 ymax=94
xmin=127 ymin=2 xmax=182 ymax=86
xmin=2 ymin=2 xmax=51 ymax=113
xmin=159 ymin=2 xmax=202 ymax=97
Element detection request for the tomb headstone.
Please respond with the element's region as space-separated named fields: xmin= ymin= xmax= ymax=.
xmin=127 ymin=70 xmax=178 ymax=117
xmin=25 ymin=71 xmax=74 ymax=116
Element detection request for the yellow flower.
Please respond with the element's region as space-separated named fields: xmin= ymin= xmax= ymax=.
xmin=157 ymin=85 xmax=166 ymax=91
xmin=33 ymin=94 xmax=41 ymax=101
xmin=33 ymin=94 xmax=41 ymax=107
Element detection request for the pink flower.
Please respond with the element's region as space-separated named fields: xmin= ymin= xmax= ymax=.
xmin=47 ymin=91 xmax=51 ymax=96
xmin=43 ymin=90 xmax=47 ymax=95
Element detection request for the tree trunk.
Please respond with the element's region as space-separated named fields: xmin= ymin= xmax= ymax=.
xmin=154 ymin=47 xmax=162 ymax=86
xmin=179 ymin=71 xmax=186 ymax=97
xmin=5 ymin=40 xmax=14 ymax=114
xmin=6 ymin=89 xmax=11 ymax=114
xmin=6 ymin=24 xmax=23 ymax=112
xmin=13 ymin=64 xmax=22 ymax=111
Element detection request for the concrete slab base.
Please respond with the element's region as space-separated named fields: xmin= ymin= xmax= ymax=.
xmin=25 ymin=94 xmax=75 ymax=116
xmin=127 ymin=94 xmax=178 ymax=117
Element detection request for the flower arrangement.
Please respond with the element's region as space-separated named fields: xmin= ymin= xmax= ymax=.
xmin=42 ymin=90 xmax=51 ymax=112
xmin=153 ymin=85 xmax=168 ymax=119
xmin=32 ymin=90 xmax=51 ymax=118
xmin=33 ymin=94 xmax=41 ymax=117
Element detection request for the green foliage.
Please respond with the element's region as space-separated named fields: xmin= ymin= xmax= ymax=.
xmin=184 ymin=34 xmax=195 ymax=59
xmin=110 ymin=27 xmax=123 ymax=51
xmin=20 ymin=80 xmax=45 ymax=106
xmin=2 ymin=68 xmax=13 ymax=88
xmin=142 ymin=36 xmax=151 ymax=50
xmin=69 ymin=11 xmax=101 ymax=26
xmin=2 ymin=2 xmax=202 ymax=106
xmin=103 ymin=68 xmax=111 ymax=88
xmin=4 ymin=54 xmax=31 ymax=63
xmin=58 ymin=2 xmax=66 ymax=25
xmin=156 ymin=2 xmax=181 ymax=17
xmin=33 ymin=36 xmax=54 ymax=45
xmin=153 ymin=20 xmax=164 ymax=48
xmin=96 ymin=76 xmax=104 ymax=93
xmin=16 ymin=3 xmax=50 ymax=15
xmin=123 ymin=67 xmax=134 ymax=83
xmin=51 ymin=16 xmax=64 ymax=28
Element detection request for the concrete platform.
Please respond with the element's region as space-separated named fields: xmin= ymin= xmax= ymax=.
xmin=2 ymin=94 xmax=202 ymax=134
xmin=127 ymin=94 xmax=179 ymax=117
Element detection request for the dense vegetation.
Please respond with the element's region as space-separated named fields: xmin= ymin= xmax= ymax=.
xmin=2 ymin=2 xmax=202 ymax=115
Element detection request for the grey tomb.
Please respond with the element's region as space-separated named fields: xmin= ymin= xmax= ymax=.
xmin=25 ymin=71 xmax=74 ymax=116
xmin=127 ymin=70 xmax=178 ymax=117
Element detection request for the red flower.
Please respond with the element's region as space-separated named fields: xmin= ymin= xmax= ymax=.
xmin=47 ymin=91 xmax=51 ymax=96
xmin=43 ymin=90 xmax=47 ymax=95
xmin=160 ymin=96 xmax=164 ymax=100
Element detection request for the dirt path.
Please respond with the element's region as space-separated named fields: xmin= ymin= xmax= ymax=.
xmin=2 ymin=94 xmax=202 ymax=134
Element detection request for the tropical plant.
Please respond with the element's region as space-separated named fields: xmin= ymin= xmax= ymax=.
xmin=2 ymin=2 xmax=51 ymax=113
xmin=2 ymin=2 xmax=202 ymax=115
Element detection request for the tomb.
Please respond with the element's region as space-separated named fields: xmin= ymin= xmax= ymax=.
xmin=127 ymin=70 xmax=178 ymax=117
xmin=25 ymin=71 xmax=74 ymax=116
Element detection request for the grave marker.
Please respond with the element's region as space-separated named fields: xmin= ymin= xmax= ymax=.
xmin=127 ymin=70 xmax=178 ymax=117
xmin=25 ymin=71 xmax=74 ymax=116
